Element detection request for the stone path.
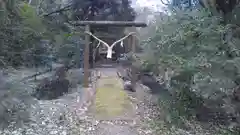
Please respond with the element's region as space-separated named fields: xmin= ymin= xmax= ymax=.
xmin=84 ymin=67 xmax=140 ymax=135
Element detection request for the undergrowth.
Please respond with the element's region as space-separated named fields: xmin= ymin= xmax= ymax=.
xmin=138 ymin=8 xmax=240 ymax=135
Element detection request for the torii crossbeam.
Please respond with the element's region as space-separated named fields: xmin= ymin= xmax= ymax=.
xmin=73 ymin=21 xmax=147 ymax=88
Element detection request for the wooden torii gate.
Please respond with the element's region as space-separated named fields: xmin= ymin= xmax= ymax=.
xmin=71 ymin=21 xmax=147 ymax=88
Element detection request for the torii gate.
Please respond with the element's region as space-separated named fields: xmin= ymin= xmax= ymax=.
xmin=71 ymin=21 xmax=147 ymax=88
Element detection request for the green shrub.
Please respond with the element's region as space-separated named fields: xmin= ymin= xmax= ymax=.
xmin=139 ymin=9 xmax=240 ymax=132
xmin=0 ymin=1 xmax=52 ymax=67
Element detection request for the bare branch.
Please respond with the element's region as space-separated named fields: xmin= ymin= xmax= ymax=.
xmin=111 ymin=32 xmax=136 ymax=47
xmin=84 ymin=31 xmax=110 ymax=47
xmin=42 ymin=4 xmax=71 ymax=17
xmin=160 ymin=0 xmax=171 ymax=5
xmin=0 ymin=59 xmax=6 ymax=66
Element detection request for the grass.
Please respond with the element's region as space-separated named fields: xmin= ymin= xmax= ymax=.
xmin=92 ymin=76 xmax=132 ymax=119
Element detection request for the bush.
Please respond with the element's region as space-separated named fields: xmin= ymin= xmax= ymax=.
xmin=0 ymin=1 xmax=54 ymax=67
xmin=0 ymin=77 xmax=37 ymax=129
xmin=139 ymin=9 xmax=240 ymax=131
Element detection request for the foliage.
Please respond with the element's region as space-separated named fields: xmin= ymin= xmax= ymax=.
xmin=71 ymin=0 xmax=136 ymax=38
xmin=0 ymin=0 xmax=137 ymax=133
xmin=0 ymin=1 xmax=50 ymax=67
xmin=160 ymin=0 xmax=200 ymax=10
xmin=54 ymin=32 xmax=85 ymax=67
xmin=0 ymin=0 xmax=83 ymax=132
xmin=72 ymin=0 xmax=136 ymax=21
xmin=139 ymin=8 xmax=240 ymax=133
xmin=0 ymin=0 xmax=82 ymax=67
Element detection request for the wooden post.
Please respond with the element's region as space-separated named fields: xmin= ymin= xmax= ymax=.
xmin=92 ymin=39 xmax=98 ymax=68
xmin=71 ymin=21 xmax=147 ymax=27
xmin=131 ymin=34 xmax=137 ymax=91
xmin=131 ymin=35 xmax=136 ymax=52
xmin=83 ymin=25 xmax=90 ymax=88
xmin=127 ymin=35 xmax=131 ymax=53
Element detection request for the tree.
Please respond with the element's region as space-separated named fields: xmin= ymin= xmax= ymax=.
xmin=72 ymin=0 xmax=135 ymax=21
xmin=198 ymin=0 xmax=239 ymax=14
xmin=160 ymin=0 xmax=199 ymax=10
